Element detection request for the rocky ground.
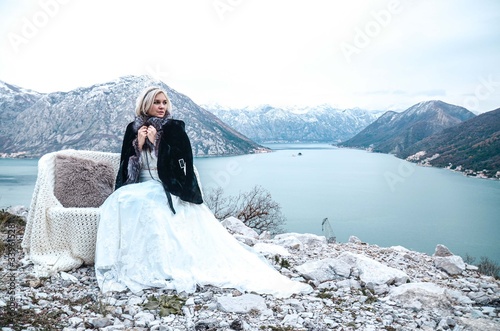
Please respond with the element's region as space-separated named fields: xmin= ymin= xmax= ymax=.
xmin=0 ymin=208 xmax=499 ymax=331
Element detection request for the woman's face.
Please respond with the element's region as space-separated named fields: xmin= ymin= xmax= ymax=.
xmin=148 ymin=92 xmax=168 ymax=118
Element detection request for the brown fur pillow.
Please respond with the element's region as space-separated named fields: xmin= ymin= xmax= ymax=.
xmin=54 ymin=155 xmax=115 ymax=208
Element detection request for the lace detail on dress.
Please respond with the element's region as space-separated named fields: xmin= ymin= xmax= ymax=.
xmin=139 ymin=150 xmax=159 ymax=182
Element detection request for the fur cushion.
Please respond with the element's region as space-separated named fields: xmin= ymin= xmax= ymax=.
xmin=54 ymin=155 xmax=115 ymax=208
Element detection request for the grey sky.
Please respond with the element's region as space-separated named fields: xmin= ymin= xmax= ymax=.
xmin=1 ymin=0 xmax=499 ymax=113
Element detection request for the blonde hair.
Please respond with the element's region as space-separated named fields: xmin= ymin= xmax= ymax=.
xmin=135 ymin=87 xmax=172 ymax=117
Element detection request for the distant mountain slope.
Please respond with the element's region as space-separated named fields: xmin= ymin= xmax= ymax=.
xmin=0 ymin=81 xmax=41 ymax=125
xmin=403 ymin=108 xmax=500 ymax=176
xmin=340 ymin=100 xmax=476 ymax=154
xmin=0 ymin=76 xmax=265 ymax=157
xmin=206 ymin=105 xmax=382 ymax=143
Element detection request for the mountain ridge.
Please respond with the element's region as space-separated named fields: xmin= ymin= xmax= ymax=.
xmin=340 ymin=100 xmax=476 ymax=154
xmin=2 ymin=77 xmax=497 ymax=178
xmin=403 ymin=108 xmax=500 ymax=177
xmin=205 ymin=104 xmax=383 ymax=143
xmin=339 ymin=100 xmax=500 ymax=178
xmin=0 ymin=75 xmax=266 ymax=158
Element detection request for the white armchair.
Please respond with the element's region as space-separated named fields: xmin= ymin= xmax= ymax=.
xmin=22 ymin=149 xmax=121 ymax=275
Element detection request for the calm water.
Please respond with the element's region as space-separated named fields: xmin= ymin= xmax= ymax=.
xmin=1 ymin=144 xmax=499 ymax=264
xmin=0 ymin=158 xmax=38 ymax=209
xmin=195 ymin=144 xmax=500 ymax=264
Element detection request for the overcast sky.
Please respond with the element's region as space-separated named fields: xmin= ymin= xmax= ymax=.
xmin=1 ymin=0 xmax=499 ymax=112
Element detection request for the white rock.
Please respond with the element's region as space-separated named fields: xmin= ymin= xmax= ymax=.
xmin=372 ymin=284 xmax=390 ymax=295
xmin=295 ymin=258 xmax=351 ymax=283
xmin=182 ymin=306 xmax=194 ymax=318
xmin=281 ymin=313 xmax=303 ymax=327
xmin=89 ymin=318 xmax=112 ymax=328
xmin=466 ymin=264 xmax=479 ymax=271
xmin=274 ymin=235 xmax=303 ymax=250
xmin=348 ymin=235 xmax=362 ymax=244
xmin=482 ymin=307 xmax=496 ymax=315
xmin=274 ymin=232 xmax=327 ymax=246
xmin=390 ymin=245 xmax=410 ymax=252
xmin=458 ymin=316 xmax=500 ymax=330
xmin=68 ymin=317 xmax=83 ymax=326
xmin=6 ymin=205 xmax=28 ymax=218
xmin=446 ymin=289 xmax=474 ymax=304
xmin=336 ymin=279 xmax=361 ymax=289
xmin=284 ymin=298 xmax=304 ymax=312
xmin=252 ymin=242 xmax=291 ymax=257
xmin=105 ymin=326 xmax=125 ymax=331
xmin=434 ymin=255 xmax=465 ymax=275
xmin=127 ymin=296 xmax=144 ymax=306
xmin=317 ymin=280 xmax=337 ymax=290
xmin=337 ymin=252 xmax=409 ymax=289
xmin=468 ymin=291 xmax=490 ymax=304
xmin=433 ymin=244 xmax=454 ymax=257
xmin=134 ymin=311 xmax=155 ymax=324
xmin=60 ymin=272 xmax=79 ymax=283
xmin=217 ymin=294 xmax=267 ymax=313
xmin=149 ymin=320 xmax=161 ymax=328
xmin=385 ymin=282 xmax=449 ymax=310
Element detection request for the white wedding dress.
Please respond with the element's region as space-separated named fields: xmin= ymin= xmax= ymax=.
xmin=94 ymin=152 xmax=312 ymax=298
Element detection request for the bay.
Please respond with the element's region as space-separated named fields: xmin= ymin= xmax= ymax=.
xmin=195 ymin=144 xmax=500 ymax=264
xmin=1 ymin=144 xmax=499 ymax=264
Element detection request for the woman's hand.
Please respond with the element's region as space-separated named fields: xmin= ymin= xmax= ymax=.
xmin=146 ymin=126 xmax=157 ymax=144
xmin=137 ymin=125 xmax=148 ymax=151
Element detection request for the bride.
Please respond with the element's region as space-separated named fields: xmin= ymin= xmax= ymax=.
xmin=94 ymin=87 xmax=312 ymax=298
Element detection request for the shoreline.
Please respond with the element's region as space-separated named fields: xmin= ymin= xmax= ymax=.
xmin=2 ymin=145 xmax=499 ymax=180
xmin=335 ymin=145 xmax=500 ymax=181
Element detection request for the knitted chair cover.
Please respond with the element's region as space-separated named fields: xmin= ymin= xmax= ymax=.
xmin=22 ymin=149 xmax=121 ymax=276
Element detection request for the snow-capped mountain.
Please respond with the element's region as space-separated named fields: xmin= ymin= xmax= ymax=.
xmin=203 ymin=104 xmax=383 ymax=143
xmin=0 ymin=81 xmax=42 ymax=126
xmin=0 ymin=76 xmax=264 ymax=157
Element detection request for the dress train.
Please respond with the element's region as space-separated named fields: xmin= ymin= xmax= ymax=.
xmin=94 ymin=180 xmax=312 ymax=298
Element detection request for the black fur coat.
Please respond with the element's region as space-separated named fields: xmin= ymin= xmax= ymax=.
xmin=115 ymin=117 xmax=203 ymax=213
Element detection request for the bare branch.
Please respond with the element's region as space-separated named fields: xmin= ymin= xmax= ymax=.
xmin=204 ymin=185 xmax=286 ymax=235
